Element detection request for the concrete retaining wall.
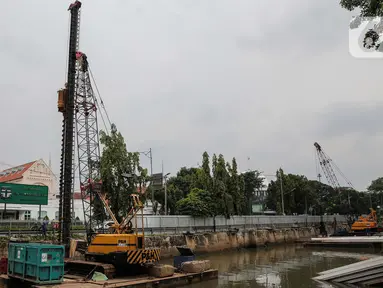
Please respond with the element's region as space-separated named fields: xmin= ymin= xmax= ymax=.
xmin=145 ymin=226 xmax=327 ymax=258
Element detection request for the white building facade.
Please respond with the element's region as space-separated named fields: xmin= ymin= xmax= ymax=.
xmin=0 ymin=159 xmax=85 ymax=221
xmin=0 ymin=159 xmax=154 ymax=221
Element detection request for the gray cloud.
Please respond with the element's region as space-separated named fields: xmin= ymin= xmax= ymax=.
xmin=316 ymin=102 xmax=383 ymax=138
xmin=0 ymin=0 xmax=381 ymax=191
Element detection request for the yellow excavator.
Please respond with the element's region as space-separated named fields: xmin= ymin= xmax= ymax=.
xmin=351 ymin=208 xmax=378 ymax=233
xmin=65 ymin=185 xmax=160 ymax=278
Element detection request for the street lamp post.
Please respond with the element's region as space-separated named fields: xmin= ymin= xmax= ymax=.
xmin=266 ymin=172 xmax=285 ymax=215
xmin=163 ymin=173 xmax=170 ymax=215
xmin=279 ymin=173 xmax=284 ymax=215
xmin=138 ymin=148 xmax=153 ymax=204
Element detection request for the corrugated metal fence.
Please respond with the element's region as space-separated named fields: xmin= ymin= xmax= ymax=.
xmin=0 ymin=215 xmax=346 ymax=234
xmin=135 ymin=215 xmax=346 ymax=234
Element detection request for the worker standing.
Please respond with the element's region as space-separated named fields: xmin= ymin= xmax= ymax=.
xmin=41 ymin=219 xmax=48 ymax=239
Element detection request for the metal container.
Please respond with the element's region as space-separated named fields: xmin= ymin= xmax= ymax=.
xmin=8 ymin=243 xmax=64 ymax=284
xmin=173 ymin=246 xmax=196 ymax=270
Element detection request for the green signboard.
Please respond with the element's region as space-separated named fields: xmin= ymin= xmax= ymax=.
xmin=0 ymin=183 xmax=48 ymax=205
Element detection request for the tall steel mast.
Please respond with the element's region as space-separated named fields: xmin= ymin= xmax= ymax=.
xmin=75 ymin=51 xmax=103 ymax=244
xmin=57 ymin=1 xmax=82 ymax=248
xmin=58 ymin=1 xmax=104 ymax=246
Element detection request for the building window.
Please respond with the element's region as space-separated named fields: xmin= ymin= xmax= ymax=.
xmin=24 ymin=211 xmax=31 ymax=220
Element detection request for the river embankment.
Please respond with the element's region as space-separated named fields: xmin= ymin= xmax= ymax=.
xmin=145 ymin=226 xmax=336 ymax=258
xmin=0 ymin=224 xmax=341 ymax=259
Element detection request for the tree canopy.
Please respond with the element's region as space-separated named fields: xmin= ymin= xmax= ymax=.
xmin=96 ymin=129 xmax=383 ymax=218
xmin=152 ymin=152 xmax=265 ymax=217
xmin=265 ymin=169 xmax=374 ymax=216
xmin=340 ymin=0 xmax=383 ymax=17
xmin=99 ymin=124 xmax=149 ymax=222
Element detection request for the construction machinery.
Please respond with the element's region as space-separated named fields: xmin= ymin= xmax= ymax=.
xmin=314 ymin=142 xmax=355 ymax=206
xmin=314 ymin=143 xmax=382 ymax=235
xmin=57 ymin=1 xmax=160 ymax=278
xmin=350 ymin=208 xmax=379 ymax=233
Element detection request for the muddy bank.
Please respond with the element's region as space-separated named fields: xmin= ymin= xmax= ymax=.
xmin=145 ymin=227 xmax=326 ymax=258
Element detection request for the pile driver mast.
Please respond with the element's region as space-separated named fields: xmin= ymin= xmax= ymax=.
xmin=57 ymin=0 xmax=82 ymax=247
xmin=58 ymin=3 xmax=161 ymax=275
xmin=58 ymin=0 xmax=104 ymax=246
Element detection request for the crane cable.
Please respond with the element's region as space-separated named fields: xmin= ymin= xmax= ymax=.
xmin=88 ymin=64 xmax=113 ymax=135
xmin=328 ymin=156 xmax=355 ymax=190
xmin=316 ymin=147 xmax=355 ymax=190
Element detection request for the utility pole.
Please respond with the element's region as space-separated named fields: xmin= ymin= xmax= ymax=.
xmin=150 ymin=148 xmax=153 ymax=205
xmin=279 ymin=170 xmax=284 ymax=215
xmin=164 ymin=175 xmax=168 ymax=215
xmin=163 ymin=172 xmax=170 ymax=215
xmin=161 ymin=161 xmax=170 ymax=215
xmin=162 ymin=161 xmax=164 ymax=215
xmin=138 ymin=148 xmax=153 ymax=206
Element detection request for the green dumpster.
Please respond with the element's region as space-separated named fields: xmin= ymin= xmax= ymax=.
xmin=8 ymin=243 xmax=64 ymax=284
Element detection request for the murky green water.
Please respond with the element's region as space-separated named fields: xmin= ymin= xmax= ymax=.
xmin=165 ymin=245 xmax=378 ymax=288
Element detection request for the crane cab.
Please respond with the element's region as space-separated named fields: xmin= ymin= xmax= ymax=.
xmin=57 ymin=88 xmax=68 ymax=113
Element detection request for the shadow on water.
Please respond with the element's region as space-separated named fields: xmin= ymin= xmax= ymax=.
xmin=163 ymin=245 xmax=379 ymax=288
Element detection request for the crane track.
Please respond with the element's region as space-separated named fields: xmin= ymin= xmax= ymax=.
xmin=65 ymin=259 xmax=116 ymax=279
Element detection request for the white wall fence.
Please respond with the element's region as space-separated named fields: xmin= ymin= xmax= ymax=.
xmin=135 ymin=215 xmax=346 ymax=234
xmin=0 ymin=215 xmax=346 ymax=234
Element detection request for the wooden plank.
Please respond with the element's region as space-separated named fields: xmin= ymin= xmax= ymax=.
xmin=33 ymin=269 xmax=219 ymax=288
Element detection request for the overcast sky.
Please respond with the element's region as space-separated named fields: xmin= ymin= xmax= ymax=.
xmin=0 ymin=0 xmax=381 ymax=191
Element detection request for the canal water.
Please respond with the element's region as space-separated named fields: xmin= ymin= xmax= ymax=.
xmin=167 ymin=245 xmax=379 ymax=288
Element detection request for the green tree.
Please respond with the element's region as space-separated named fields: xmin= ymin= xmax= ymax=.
xmin=367 ymin=177 xmax=383 ymax=208
xmin=153 ymin=167 xmax=200 ymax=214
xmin=100 ymin=124 xmax=148 ymax=222
xmin=266 ymin=170 xmax=330 ymax=215
xmin=195 ymin=152 xmax=213 ymax=192
xmin=212 ymin=154 xmax=233 ymax=218
xmin=368 ymin=177 xmax=383 ymax=193
xmin=176 ymin=188 xmax=213 ymax=217
xmin=226 ymin=158 xmax=243 ymax=215
xmin=340 ymin=0 xmax=383 ymax=16
xmin=241 ymin=170 xmax=265 ymax=215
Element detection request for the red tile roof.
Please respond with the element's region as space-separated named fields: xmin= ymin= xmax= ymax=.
xmin=0 ymin=161 xmax=36 ymax=183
